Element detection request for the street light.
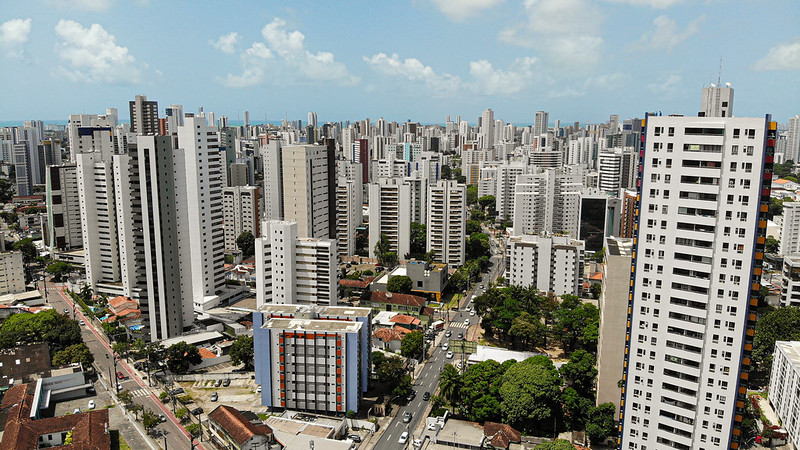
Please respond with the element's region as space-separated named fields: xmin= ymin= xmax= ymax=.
xmin=105 ymin=352 xmax=118 ymax=392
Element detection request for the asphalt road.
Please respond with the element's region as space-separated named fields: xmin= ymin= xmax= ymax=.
xmin=45 ymin=284 xmax=206 ymax=450
xmin=371 ymin=233 xmax=506 ymax=448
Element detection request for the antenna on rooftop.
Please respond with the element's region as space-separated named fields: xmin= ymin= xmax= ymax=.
xmin=717 ymin=54 xmax=722 ymax=87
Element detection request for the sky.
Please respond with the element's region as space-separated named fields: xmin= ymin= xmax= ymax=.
xmin=1 ymin=0 xmax=799 ymax=125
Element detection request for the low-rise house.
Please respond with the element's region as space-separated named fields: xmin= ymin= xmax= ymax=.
xmin=368 ymin=291 xmax=432 ymax=324
xmin=207 ymin=405 xmax=274 ymax=450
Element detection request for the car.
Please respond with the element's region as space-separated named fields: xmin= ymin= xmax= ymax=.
xmin=348 ymin=434 xmax=362 ymax=443
xmin=413 ymin=438 xmax=423 ymax=448
xmin=403 ymin=411 xmax=413 ymax=423
xmin=116 ymin=384 xmax=123 ymax=392
xmin=422 ymin=392 xmax=431 ymax=401
xmin=456 ymin=362 xmax=462 ymax=370
xmin=470 ymin=310 xmax=475 ymax=316
xmin=427 ymin=422 xmax=438 ymax=431
xmin=222 ymin=379 xmax=231 ymax=387
xmin=480 ymin=284 xmax=485 ymax=289
xmin=73 ymin=408 xmax=81 ymax=414
xmin=87 ymin=386 xmax=96 ymax=394
xmin=441 ymin=342 xmax=449 ymax=350
xmin=407 ymin=390 xmax=416 ymax=402
xmin=465 ymin=306 xmax=471 ymax=312
xmin=445 ymin=330 xmax=452 ymax=338
xmin=170 ymin=388 xmax=184 ymax=395
xmin=446 ymin=351 xmax=454 ymax=359
xmin=464 ymin=319 xmax=470 ymax=325
xmin=79 ymin=320 xmax=85 ymax=326
xmin=63 ymin=308 xmax=68 ymax=313
xmin=399 ymin=432 xmax=409 ymax=444
xmin=215 ymin=379 xmax=223 ymax=387
xmin=88 ymin=400 xmax=95 ymax=409
xmin=256 ymin=386 xmax=262 ymax=393
xmin=117 ymin=371 xmax=125 ymax=380
xmin=159 ymin=413 xmax=167 ymax=423
xmin=211 ymin=392 xmax=218 ymax=402
xmin=457 ymin=333 xmax=463 ymax=340
xmin=191 ymin=407 xmax=204 ymax=415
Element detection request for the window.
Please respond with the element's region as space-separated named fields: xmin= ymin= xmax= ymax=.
xmin=732 ymin=145 xmax=739 ymax=155
xmin=733 ymin=129 xmax=740 ymax=138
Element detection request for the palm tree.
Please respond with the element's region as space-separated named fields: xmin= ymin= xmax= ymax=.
xmin=439 ymin=364 xmax=461 ymax=404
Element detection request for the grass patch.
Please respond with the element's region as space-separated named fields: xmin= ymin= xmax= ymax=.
xmin=257 ymin=413 xmax=270 ymax=420
xmin=109 ymin=429 xmax=132 ymax=450
xmin=105 ymin=404 xmax=115 ymax=409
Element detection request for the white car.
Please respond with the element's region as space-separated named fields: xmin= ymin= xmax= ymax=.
xmin=456 ymin=362 xmax=462 ymax=370
xmin=464 ymin=319 xmax=470 ymax=325
xmin=465 ymin=306 xmax=471 ymax=312
xmin=413 ymin=438 xmax=423 ymax=448
xmin=399 ymin=431 xmax=409 ymax=444
xmin=441 ymin=342 xmax=449 ymax=350
xmin=88 ymin=400 xmax=95 ymax=409
xmin=470 ymin=310 xmax=475 ymax=316
xmin=427 ymin=422 xmax=438 ymax=431
xmin=446 ymin=351 xmax=454 ymax=359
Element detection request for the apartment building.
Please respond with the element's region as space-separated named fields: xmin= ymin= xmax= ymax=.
xmin=368 ymin=178 xmax=412 ymax=261
xmin=427 ymin=180 xmax=467 ymax=267
xmin=223 ymin=186 xmax=260 ymax=253
xmin=504 ymin=234 xmax=584 ymax=296
xmin=768 ymin=341 xmax=800 ymax=450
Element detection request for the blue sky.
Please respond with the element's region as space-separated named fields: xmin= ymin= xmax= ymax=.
xmin=1 ymin=0 xmax=799 ymax=125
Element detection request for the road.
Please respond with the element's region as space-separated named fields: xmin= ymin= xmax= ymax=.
xmin=371 ymin=232 xmax=506 ymax=448
xmin=44 ymin=284 xmax=205 ymax=450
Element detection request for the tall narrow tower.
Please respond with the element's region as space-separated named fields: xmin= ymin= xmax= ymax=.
xmin=619 ymin=114 xmax=776 ymax=449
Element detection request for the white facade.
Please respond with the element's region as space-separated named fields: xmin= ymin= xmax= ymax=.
xmin=781 ymin=256 xmax=800 ymax=307
xmin=534 ymin=111 xmax=549 ymax=137
xmin=598 ymin=147 xmax=637 ymax=194
xmin=222 ymin=186 xmax=260 ymax=253
xmin=512 ymin=169 xmax=583 ymax=236
xmin=620 ymin=115 xmax=773 ymax=450
xmin=788 ymin=116 xmax=800 ymax=164
xmin=427 ymin=180 xmax=467 ymax=267
xmin=0 ymin=251 xmax=25 ymax=295
xmin=504 ymin=234 xmax=584 ymax=296
xmin=368 ymin=178 xmax=412 ymax=261
xmin=700 ymin=85 xmax=734 ymax=118
xmin=45 ymin=164 xmax=83 ymax=251
xmin=281 ymin=144 xmax=332 ymax=239
xmin=781 ymin=202 xmax=800 ymax=256
xmin=495 ymin=162 xmax=530 ymax=220
xmin=768 ymin=341 xmax=800 ymax=450
xmin=335 ymin=161 xmax=363 ymax=257
xmin=255 ymin=221 xmax=337 ymax=308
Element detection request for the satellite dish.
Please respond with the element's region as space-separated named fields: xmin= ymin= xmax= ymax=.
xmin=710 ymin=83 xmax=716 ymax=88
xmin=725 ymin=82 xmax=732 ymax=87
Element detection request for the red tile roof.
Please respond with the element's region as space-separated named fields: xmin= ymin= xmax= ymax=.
xmin=198 ymin=348 xmax=217 ymax=359
xmin=108 ymin=295 xmax=135 ymax=310
xmin=370 ymin=291 xmax=426 ymax=308
xmin=339 ymin=276 xmax=375 ymax=289
xmin=373 ymin=327 xmax=402 ymax=342
xmin=484 ymin=422 xmax=522 ymax=449
xmin=389 ymin=314 xmax=420 ymax=326
xmin=208 ymin=405 xmax=272 ymax=446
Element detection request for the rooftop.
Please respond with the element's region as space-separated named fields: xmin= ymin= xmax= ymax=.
xmin=468 ymin=345 xmax=545 ymax=365
xmin=264 ymin=318 xmax=363 ymax=333
xmin=370 ymin=291 xmax=426 ymax=308
xmin=439 ymin=419 xmax=486 ymax=446
xmin=208 ymin=405 xmax=272 ymax=446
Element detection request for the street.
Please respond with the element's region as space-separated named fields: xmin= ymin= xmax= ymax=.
xmin=370 ymin=231 xmax=505 ymax=448
xmin=44 ymin=285 xmax=206 ymax=450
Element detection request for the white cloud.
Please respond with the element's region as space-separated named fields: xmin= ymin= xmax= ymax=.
xmin=221 ymin=18 xmax=359 ymax=87
xmin=469 ymin=57 xmax=538 ymax=95
xmin=648 ymin=74 xmax=683 ymax=96
xmin=0 ymin=18 xmax=31 ymax=58
xmin=54 ymin=19 xmax=143 ymax=84
xmin=498 ymin=0 xmax=604 ymax=70
xmin=210 ymin=32 xmax=241 ymax=54
xmin=431 ymin=0 xmax=504 ymax=21
xmin=633 ymin=15 xmax=703 ymax=51
xmin=605 ymin=0 xmax=684 ymax=8
xmin=364 ymin=53 xmax=461 ymax=96
xmin=753 ymin=39 xmax=800 ymax=71
xmin=50 ymin=0 xmax=113 ymax=12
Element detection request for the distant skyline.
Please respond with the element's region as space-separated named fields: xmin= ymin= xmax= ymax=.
xmin=1 ymin=0 xmax=799 ymax=124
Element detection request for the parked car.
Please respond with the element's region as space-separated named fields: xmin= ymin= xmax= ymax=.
xmin=214 ymin=379 xmax=222 ymax=387
xmin=348 ymin=434 xmax=362 ymax=443
xmin=422 ymin=392 xmax=430 ymax=401
xmin=464 ymin=318 xmax=470 ymax=325
xmin=399 ymin=432 xmax=409 ymax=444
xmin=88 ymin=400 xmax=95 ymax=409
xmin=403 ymin=412 xmax=413 ymax=423
xmin=457 ymin=333 xmax=463 ymax=340
xmin=117 ymin=371 xmax=125 ymax=380
xmin=79 ymin=320 xmax=85 ymax=326
xmin=256 ymin=386 xmax=262 ymax=393
xmin=159 ymin=414 xmax=167 ymax=423
xmin=222 ymin=379 xmax=231 ymax=387
xmin=446 ymin=351 xmax=454 ymax=359
xmin=427 ymin=422 xmax=438 ymax=431
xmin=211 ymin=392 xmax=218 ymax=402
xmin=445 ymin=330 xmax=452 ymax=338
xmin=191 ymin=407 xmax=204 ymax=415
xmin=413 ymin=438 xmax=423 ymax=448
xmin=63 ymin=308 xmax=68 ymax=313
xmin=170 ymin=388 xmax=184 ymax=395
xmin=470 ymin=310 xmax=476 ymax=316
xmin=73 ymin=408 xmax=81 ymax=414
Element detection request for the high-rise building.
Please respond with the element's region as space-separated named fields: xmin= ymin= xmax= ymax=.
xmin=504 ymin=234 xmax=584 ymax=296
xmin=254 ymin=221 xmax=337 ymax=308
xmin=534 ymin=111 xmax=549 ymax=137
xmin=699 ymin=84 xmax=734 ymax=118
xmin=427 ymin=180 xmax=467 ymax=267
xmin=619 ymin=114 xmax=775 ymax=449
xmin=369 ymin=178 xmax=412 ymax=261
xmin=223 ymin=186 xmax=260 ymax=253
xmin=598 ymin=147 xmax=638 ymax=194
xmin=788 ymin=116 xmax=800 ymax=165
xmin=480 ymin=108 xmax=494 ymax=150
xmin=129 ymin=95 xmax=159 ymax=136
xmin=45 ymin=164 xmax=82 ymax=251
xmin=336 ymin=161 xmax=363 ymax=257
xmin=253 ymin=304 xmax=371 ymax=414
xmin=780 ymin=202 xmax=800 ymax=256
xmin=511 ymin=169 xmax=582 ymax=236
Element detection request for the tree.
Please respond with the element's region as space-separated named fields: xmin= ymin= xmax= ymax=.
xmin=589 ymin=283 xmax=602 ymax=299
xmin=466 ymin=186 xmax=478 ymax=205
xmin=585 ymin=403 xmax=616 ymax=444
xmin=392 ymin=374 xmax=413 ymax=400
xmin=118 ymin=390 xmax=134 ymax=407
xmin=441 ymin=165 xmax=452 ymax=180
xmin=142 ymin=409 xmax=160 ymax=432
xmin=175 ymin=407 xmax=189 ymax=424
xmin=534 ymin=439 xmax=575 ymax=450
xmin=499 ymin=356 xmax=563 ymax=433
xmin=466 ymin=232 xmax=490 ymax=261
xmin=752 ymin=307 xmax=800 ymax=385
xmin=0 ymin=180 xmax=13 ymax=203
xmin=408 ymin=222 xmax=427 ymax=260
xmin=439 ymin=364 xmax=461 ymax=403
xmin=374 ymin=233 xmax=397 ymax=267
xmin=466 ymin=220 xmax=481 ymax=235
xmin=13 ymin=238 xmax=37 ymax=265
xmin=459 ymin=360 xmax=507 ymax=422
xmin=46 ymin=261 xmax=73 ymax=282
xmin=509 ymin=312 xmax=548 ymax=350
xmin=375 ymin=354 xmax=406 ymax=385
xmin=128 ymin=403 xmax=143 ymax=420
xmin=53 ymin=343 xmax=95 ymax=367
xmin=766 ymin=236 xmax=780 ymax=254
xmin=774 ymin=160 xmax=795 ymax=178
xmin=113 ymin=342 xmax=130 ymax=359
xmin=186 ymin=423 xmax=201 ymax=438
xmin=0 ymin=309 xmax=82 ymax=357
xmin=478 ymin=195 xmax=496 ymax=210
xmin=400 ymin=331 xmax=424 ymax=359
xmin=387 ymin=275 xmax=413 ymax=294
xmin=552 ymin=295 xmax=599 ymax=353
xmin=562 ymin=386 xmax=593 ymax=429
xmin=230 ymin=335 xmax=254 ymax=370
xmin=236 ymin=231 xmax=255 ymax=258
xmin=165 ymin=341 xmax=202 ymax=374
xmin=560 ymin=350 xmax=598 ymax=399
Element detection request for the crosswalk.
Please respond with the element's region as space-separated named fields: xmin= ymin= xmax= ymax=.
xmin=448 ymin=322 xmax=469 ymax=329
xmin=130 ymin=388 xmax=150 ymax=398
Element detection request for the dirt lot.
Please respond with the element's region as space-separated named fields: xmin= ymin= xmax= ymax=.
xmin=177 ymin=377 xmax=263 ymax=415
